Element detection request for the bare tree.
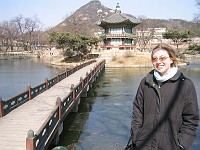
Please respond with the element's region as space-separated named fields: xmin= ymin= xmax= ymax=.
xmin=13 ymin=15 xmax=42 ymax=51
xmin=13 ymin=15 xmax=28 ymax=51
xmin=135 ymin=17 xmax=156 ymax=51
xmin=190 ymin=0 xmax=200 ymax=36
xmin=0 ymin=20 xmax=19 ymax=52
xmin=24 ymin=16 xmax=41 ymax=51
xmin=194 ymin=0 xmax=200 ymax=22
xmin=166 ymin=19 xmax=185 ymax=30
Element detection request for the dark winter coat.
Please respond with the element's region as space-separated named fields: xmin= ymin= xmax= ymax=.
xmin=131 ymin=70 xmax=199 ymax=150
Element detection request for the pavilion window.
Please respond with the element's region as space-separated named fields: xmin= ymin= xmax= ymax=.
xmin=111 ymin=28 xmax=122 ymax=34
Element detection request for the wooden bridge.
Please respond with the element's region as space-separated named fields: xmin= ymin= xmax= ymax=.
xmin=0 ymin=59 xmax=105 ymax=150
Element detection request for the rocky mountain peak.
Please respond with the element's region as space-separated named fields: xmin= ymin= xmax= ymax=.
xmin=51 ymin=0 xmax=115 ymax=36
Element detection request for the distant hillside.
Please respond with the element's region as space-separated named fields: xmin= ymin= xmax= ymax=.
xmin=48 ymin=0 xmax=200 ymax=36
xmin=135 ymin=19 xmax=200 ymax=35
xmin=50 ymin=0 xmax=114 ymax=36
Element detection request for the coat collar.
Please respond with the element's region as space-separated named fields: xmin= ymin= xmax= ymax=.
xmin=145 ymin=69 xmax=184 ymax=87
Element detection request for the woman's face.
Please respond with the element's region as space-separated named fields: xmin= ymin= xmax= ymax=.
xmin=152 ymin=49 xmax=173 ymax=76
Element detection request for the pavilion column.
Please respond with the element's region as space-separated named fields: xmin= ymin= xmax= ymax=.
xmin=108 ymin=39 xmax=111 ymax=46
xmin=122 ymin=39 xmax=124 ymax=46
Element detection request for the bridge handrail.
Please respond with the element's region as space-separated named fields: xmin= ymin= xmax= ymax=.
xmin=74 ymin=82 xmax=83 ymax=98
xmin=47 ymin=76 xmax=58 ymax=89
xmin=26 ymin=105 xmax=60 ymax=150
xmin=0 ymin=90 xmax=29 ymax=116
xmin=26 ymin=59 xmax=106 ymax=150
xmin=0 ymin=59 xmax=96 ymax=117
xmin=29 ymin=82 xmax=47 ymax=100
xmin=60 ymin=92 xmax=74 ymax=120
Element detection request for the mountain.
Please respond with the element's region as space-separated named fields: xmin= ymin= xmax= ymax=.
xmin=50 ymin=0 xmax=114 ymax=36
xmin=48 ymin=0 xmax=200 ymax=36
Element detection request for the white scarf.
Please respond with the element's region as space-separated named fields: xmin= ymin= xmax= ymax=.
xmin=154 ymin=67 xmax=178 ymax=82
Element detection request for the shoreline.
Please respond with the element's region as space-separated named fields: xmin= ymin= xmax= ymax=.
xmin=44 ymin=50 xmax=190 ymax=68
xmin=0 ymin=50 xmax=197 ymax=68
xmin=50 ymin=57 xmax=188 ymax=68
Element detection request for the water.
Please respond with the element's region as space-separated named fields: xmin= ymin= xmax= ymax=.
xmin=56 ymin=64 xmax=200 ymax=150
xmin=0 ymin=58 xmax=64 ymax=100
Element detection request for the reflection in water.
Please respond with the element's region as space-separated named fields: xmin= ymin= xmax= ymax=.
xmin=54 ymin=66 xmax=200 ymax=150
xmin=54 ymin=83 xmax=98 ymax=150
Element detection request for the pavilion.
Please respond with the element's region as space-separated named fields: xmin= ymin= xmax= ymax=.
xmin=98 ymin=3 xmax=141 ymax=50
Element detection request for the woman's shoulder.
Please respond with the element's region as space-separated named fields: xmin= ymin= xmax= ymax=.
xmin=178 ymin=71 xmax=195 ymax=87
xmin=139 ymin=70 xmax=154 ymax=86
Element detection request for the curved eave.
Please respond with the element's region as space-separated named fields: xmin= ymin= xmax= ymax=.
xmin=99 ymin=20 xmax=140 ymax=28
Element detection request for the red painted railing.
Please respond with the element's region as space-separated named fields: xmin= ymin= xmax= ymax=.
xmin=106 ymin=33 xmax=137 ymax=38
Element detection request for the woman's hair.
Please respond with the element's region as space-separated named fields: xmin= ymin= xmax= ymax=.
xmin=151 ymin=43 xmax=178 ymax=67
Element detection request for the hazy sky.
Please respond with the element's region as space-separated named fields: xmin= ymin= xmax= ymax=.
xmin=0 ymin=0 xmax=198 ymax=29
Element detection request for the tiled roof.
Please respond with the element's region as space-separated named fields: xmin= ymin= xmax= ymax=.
xmin=97 ymin=3 xmax=140 ymax=28
xmin=97 ymin=13 xmax=141 ymax=28
xmin=102 ymin=13 xmax=140 ymax=24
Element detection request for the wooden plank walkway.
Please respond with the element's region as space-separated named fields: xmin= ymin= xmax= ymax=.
xmin=0 ymin=60 xmax=104 ymax=150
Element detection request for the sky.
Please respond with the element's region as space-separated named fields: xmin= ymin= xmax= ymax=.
xmin=0 ymin=0 xmax=198 ymax=29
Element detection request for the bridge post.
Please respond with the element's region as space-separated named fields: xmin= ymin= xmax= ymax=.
xmin=80 ymin=77 xmax=87 ymax=98
xmin=70 ymin=84 xmax=75 ymax=100
xmin=0 ymin=96 xmax=4 ymax=117
xmin=56 ymin=97 xmax=62 ymax=119
xmin=56 ymin=73 xmax=59 ymax=83
xmin=45 ymin=78 xmax=49 ymax=90
xmin=65 ymin=68 xmax=68 ymax=77
xmin=89 ymin=69 xmax=94 ymax=88
xmin=80 ymin=77 xmax=83 ymax=87
xmin=93 ymin=66 xmax=97 ymax=82
xmin=50 ymin=97 xmax=64 ymax=146
xmin=86 ymin=72 xmax=89 ymax=82
xmin=70 ymin=84 xmax=80 ymax=113
xmin=27 ymin=84 xmax=32 ymax=100
xmin=26 ymin=130 xmax=36 ymax=150
xmin=86 ymin=72 xmax=90 ymax=88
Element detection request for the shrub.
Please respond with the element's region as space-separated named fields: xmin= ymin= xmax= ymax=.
xmin=112 ymin=56 xmax=117 ymax=61
xmin=117 ymin=60 xmax=124 ymax=64
xmin=187 ymin=44 xmax=200 ymax=54
xmin=123 ymin=51 xmax=133 ymax=58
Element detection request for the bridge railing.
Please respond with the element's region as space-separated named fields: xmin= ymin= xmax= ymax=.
xmin=26 ymin=105 xmax=60 ymax=150
xmin=26 ymin=59 xmax=106 ymax=150
xmin=0 ymin=59 xmax=96 ymax=117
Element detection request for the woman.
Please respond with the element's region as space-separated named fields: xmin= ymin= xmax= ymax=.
xmin=131 ymin=43 xmax=199 ymax=150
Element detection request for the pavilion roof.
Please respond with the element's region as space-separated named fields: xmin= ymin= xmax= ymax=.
xmin=97 ymin=4 xmax=140 ymax=28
